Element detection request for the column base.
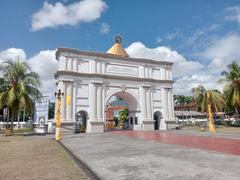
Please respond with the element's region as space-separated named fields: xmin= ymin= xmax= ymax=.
xmin=142 ymin=120 xmax=155 ymax=131
xmin=165 ymin=120 xmax=176 ymax=130
xmin=87 ymin=121 xmax=104 ymax=133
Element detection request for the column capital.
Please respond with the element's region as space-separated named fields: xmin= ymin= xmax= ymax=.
xmin=89 ymin=80 xmax=103 ymax=84
xmin=141 ymin=85 xmax=151 ymax=88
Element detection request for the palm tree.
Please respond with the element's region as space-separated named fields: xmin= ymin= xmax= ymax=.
xmin=219 ymin=61 xmax=240 ymax=115
xmin=192 ymin=85 xmax=225 ymax=132
xmin=0 ymin=60 xmax=41 ymax=135
xmin=192 ymin=85 xmax=225 ymax=113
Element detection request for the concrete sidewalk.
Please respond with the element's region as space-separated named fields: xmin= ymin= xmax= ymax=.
xmin=62 ymin=132 xmax=240 ymax=180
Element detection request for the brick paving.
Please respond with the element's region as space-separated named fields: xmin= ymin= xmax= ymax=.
xmin=111 ymin=130 xmax=240 ymax=155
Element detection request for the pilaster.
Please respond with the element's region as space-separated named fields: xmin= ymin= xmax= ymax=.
xmin=88 ymin=82 xmax=104 ymax=133
xmin=96 ymin=83 xmax=103 ymax=121
xmin=141 ymin=86 xmax=154 ymax=131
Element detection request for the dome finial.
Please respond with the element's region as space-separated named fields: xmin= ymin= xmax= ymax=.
xmin=106 ymin=35 xmax=129 ymax=57
xmin=114 ymin=35 xmax=122 ymax=44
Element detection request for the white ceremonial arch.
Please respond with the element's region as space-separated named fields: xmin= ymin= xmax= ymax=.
xmin=54 ymin=37 xmax=175 ymax=133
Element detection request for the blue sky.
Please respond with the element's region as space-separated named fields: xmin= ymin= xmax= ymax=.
xmin=0 ymin=0 xmax=240 ymax=97
xmin=0 ymin=0 xmax=239 ymax=56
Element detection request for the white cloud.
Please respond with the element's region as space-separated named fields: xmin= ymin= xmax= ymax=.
xmin=126 ymin=42 xmax=204 ymax=78
xmin=28 ymin=50 xmax=57 ymax=99
xmin=99 ymin=22 xmax=110 ymax=34
xmin=0 ymin=48 xmax=57 ymax=100
xmin=2 ymin=32 xmax=239 ymax=98
xmin=202 ymin=33 xmax=240 ymax=72
xmin=31 ymin=0 xmax=107 ymax=31
xmin=225 ymin=5 xmax=240 ymax=23
xmin=0 ymin=48 xmax=27 ymax=62
xmin=125 ymin=41 xmax=232 ymax=95
xmin=173 ymin=74 xmax=224 ymax=96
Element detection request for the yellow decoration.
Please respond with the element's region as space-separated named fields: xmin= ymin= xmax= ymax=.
xmin=106 ymin=35 xmax=129 ymax=57
xmin=55 ymin=95 xmax=62 ymax=141
xmin=207 ymin=91 xmax=216 ymax=133
xmin=66 ymin=95 xmax=71 ymax=106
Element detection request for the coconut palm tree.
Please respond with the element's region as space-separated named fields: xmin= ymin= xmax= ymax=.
xmin=192 ymin=85 xmax=225 ymax=132
xmin=0 ymin=60 xmax=41 ymax=135
xmin=219 ymin=61 xmax=240 ymax=115
xmin=192 ymin=85 xmax=225 ymax=113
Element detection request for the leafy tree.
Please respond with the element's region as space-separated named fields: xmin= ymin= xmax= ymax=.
xmin=0 ymin=60 xmax=41 ymax=135
xmin=219 ymin=61 xmax=240 ymax=115
xmin=48 ymin=102 xmax=55 ymax=119
xmin=119 ymin=108 xmax=128 ymax=124
xmin=174 ymin=95 xmax=193 ymax=119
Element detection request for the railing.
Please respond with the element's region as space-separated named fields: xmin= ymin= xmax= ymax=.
xmin=0 ymin=122 xmax=27 ymax=130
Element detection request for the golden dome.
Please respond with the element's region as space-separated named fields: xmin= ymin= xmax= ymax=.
xmin=106 ymin=35 xmax=129 ymax=57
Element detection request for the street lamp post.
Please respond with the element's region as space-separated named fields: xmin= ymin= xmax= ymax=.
xmin=55 ymin=89 xmax=64 ymax=141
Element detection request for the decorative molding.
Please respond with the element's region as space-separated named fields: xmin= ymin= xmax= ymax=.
xmin=90 ymin=121 xmax=104 ymax=125
xmin=120 ymin=84 xmax=127 ymax=92
xmin=106 ymin=64 xmax=139 ymax=76
xmin=55 ymin=71 xmax=175 ymax=84
xmin=56 ymin=48 xmax=174 ymax=66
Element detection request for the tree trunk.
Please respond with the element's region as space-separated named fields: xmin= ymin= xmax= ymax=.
xmin=17 ymin=112 xmax=20 ymax=130
xmin=10 ymin=116 xmax=14 ymax=136
xmin=234 ymin=107 xmax=239 ymax=125
xmin=234 ymin=106 xmax=238 ymax=115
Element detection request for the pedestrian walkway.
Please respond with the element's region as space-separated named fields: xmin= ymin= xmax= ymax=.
xmin=111 ymin=130 xmax=240 ymax=155
xmin=61 ymin=132 xmax=240 ymax=180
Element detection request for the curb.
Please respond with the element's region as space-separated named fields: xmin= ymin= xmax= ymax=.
xmin=58 ymin=141 xmax=101 ymax=180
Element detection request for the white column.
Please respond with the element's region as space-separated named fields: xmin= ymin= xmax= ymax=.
xmin=145 ymin=66 xmax=148 ymax=78
xmin=169 ymin=69 xmax=173 ymax=80
xmin=164 ymin=88 xmax=169 ymax=118
xmin=146 ymin=87 xmax=152 ymax=120
xmin=58 ymin=56 xmax=66 ymax=70
xmin=89 ymin=83 xmax=97 ymax=121
xmin=72 ymin=82 xmax=76 ymax=123
xmin=97 ymin=84 xmax=103 ymax=121
xmin=168 ymin=89 xmax=174 ymax=120
xmin=72 ymin=58 xmax=77 ymax=72
xmin=101 ymin=62 xmax=106 ymax=74
xmin=140 ymin=86 xmax=147 ymax=120
xmin=67 ymin=57 xmax=73 ymax=71
xmin=149 ymin=67 xmax=152 ymax=78
xmin=161 ymin=68 xmax=166 ymax=80
xmin=65 ymin=57 xmax=68 ymax=70
xmin=90 ymin=60 xmax=96 ymax=73
xmin=139 ymin=66 xmax=145 ymax=78
xmin=96 ymin=61 xmax=101 ymax=73
xmin=161 ymin=88 xmax=169 ymax=130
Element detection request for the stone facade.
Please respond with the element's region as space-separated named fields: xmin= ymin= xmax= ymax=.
xmin=54 ymin=48 xmax=175 ymax=133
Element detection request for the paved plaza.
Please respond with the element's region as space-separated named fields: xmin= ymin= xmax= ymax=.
xmin=62 ymin=131 xmax=240 ymax=180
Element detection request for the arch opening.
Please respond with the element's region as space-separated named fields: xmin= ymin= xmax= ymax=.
xmin=75 ymin=110 xmax=88 ymax=133
xmin=154 ymin=111 xmax=162 ymax=130
xmin=105 ymin=91 xmax=139 ymax=131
